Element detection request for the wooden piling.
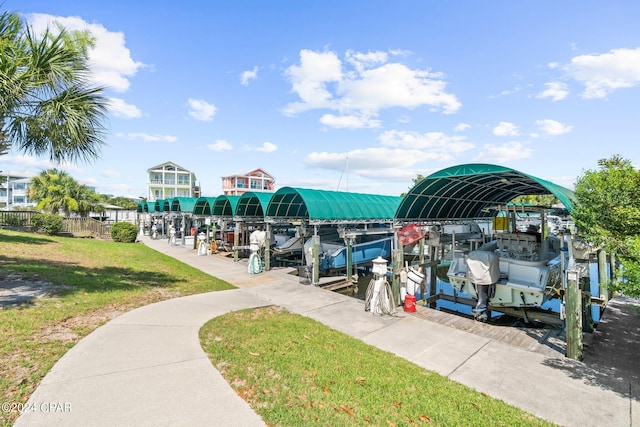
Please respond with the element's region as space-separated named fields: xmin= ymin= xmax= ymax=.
xmin=598 ymin=249 xmax=608 ymax=305
xmin=264 ymin=223 xmax=271 ymax=271
xmin=565 ymin=268 xmax=583 ymax=361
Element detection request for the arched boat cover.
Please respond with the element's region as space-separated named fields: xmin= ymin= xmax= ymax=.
xmin=395 ymin=163 xmax=574 ymax=222
xmin=170 ymin=197 xmax=197 ymax=213
xmin=211 ymin=195 xmax=241 ymax=218
xmin=265 ymin=187 xmax=402 ymax=222
xmin=193 ymin=197 xmax=218 ymax=216
xmin=236 ymin=192 xmax=274 ymax=218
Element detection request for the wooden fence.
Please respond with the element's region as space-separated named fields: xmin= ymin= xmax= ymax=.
xmin=61 ymin=217 xmax=113 ymax=239
xmin=0 ymin=211 xmax=113 ymax=239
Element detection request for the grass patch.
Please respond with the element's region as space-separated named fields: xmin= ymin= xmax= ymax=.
xmin=201 ymin=306 xmax=554 ymax=426
xmin=0 ymin=229 xmax=234 ymax=426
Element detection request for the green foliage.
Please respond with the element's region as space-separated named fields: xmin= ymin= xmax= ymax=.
xmin=3 ymin=214 xmax=27 ymax=226
xmin=29 ymin=169 xmax=102 ymax=217
xmin=31 ymin=213 xmax=63 ymax=235
xmin=573 ymin=155 xmax=640 ymax=297
xmin=510 ymin=194 xmax=559 ymax=206
xmin=110 ymin=221 xmax=139 ymax=243
xmin=0 ymin=9 xmax=108 ymax=164
xmin=401 ymin=174 xmax=425 ymax=197
xmin=107 ymin=196 xmax=139 ymax=210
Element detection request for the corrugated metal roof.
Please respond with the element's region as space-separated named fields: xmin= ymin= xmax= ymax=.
xmin=395 ymin=163 xmax=575 ymax=222
xmin=265 ymin=187 xmax=402 ymax=222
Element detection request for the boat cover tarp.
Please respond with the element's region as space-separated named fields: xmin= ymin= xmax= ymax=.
xmin=170 ymin=197 xmax=197 ymax=213
xmin=236 ymin=192 xmax=274 ymax=218
xmin=395 ymin=164 xmax=575 ymax=222
xmin=212 ymin=195 xmax=241 ymax=218
xmin=193 ymin=197 xmax=218 ymax=216
xmin=152 ymin=199 xmax=166 ymax=212
xmin=266 ymin=187 xmax=402 ymax=222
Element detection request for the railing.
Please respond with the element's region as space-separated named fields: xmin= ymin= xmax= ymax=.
xmin=0 ymin=210 xmax=37 ymax=227
xmin=0 ymin=211 xmax=112 ymax=239
xmin=61 ymin=218 xmax=112 ymax=239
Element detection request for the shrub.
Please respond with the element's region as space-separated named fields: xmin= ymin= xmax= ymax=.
xmin=4 ymin=214 xmax=27 ymax=227
xmin=31 ymin=213 xmax=63 ymax=235
xmin=110 ymin=222 xmax=138 ymax=243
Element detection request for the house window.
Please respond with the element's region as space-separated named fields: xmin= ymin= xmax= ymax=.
xmin=250 ymin=179 xmax=260 ymax=189
xmin=178 ymin=175 xmax=190 ymax=185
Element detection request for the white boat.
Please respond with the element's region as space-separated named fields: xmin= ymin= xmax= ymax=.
xmin=447 ymin=231 xmax=565 ymax=309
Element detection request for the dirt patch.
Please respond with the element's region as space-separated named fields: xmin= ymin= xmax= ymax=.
xmin=0 ymin=273 xmax=72 ymax=309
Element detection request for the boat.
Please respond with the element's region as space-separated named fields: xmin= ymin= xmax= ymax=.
xmin=303 ymin=232 xmax=394 ymax=271
xmin=446 ymin=219 xmax=566 ymax=310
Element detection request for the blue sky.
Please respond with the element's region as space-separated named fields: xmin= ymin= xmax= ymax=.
xmin=4 ymin=1 xmax=640 ymax=199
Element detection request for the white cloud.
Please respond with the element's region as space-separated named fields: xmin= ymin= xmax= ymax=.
xmin=108 ymin=98 xmax=142 ymax=118
xmin=535 ymin=119 xmax=573 ymax=136
xmin=536 ymin=82 xmax=569 ymax=101
xmin=100 ymin=170 xmax=122 ymax=178
xmin=188 ymin=99 xmax=217 ymax=121
xmin=125 ymin=133 xmax=177 ymax=142
xmin=283 ymin=50 xmax=342 ymax=115
xmin=474 ymin=142 xmax=533 ymax=163
xmin=379 ymin=130 xmax=474 ymax=155
xmin=493 ymin=121 xmax=520 ymax=137
xmin=240 ymin=66 xmax=259 ymax=86
xmin=283 ymin=48 xmax=461 ymax=123
xmin=27 ymin=14 xmax=145 ymax=92
xmin=319 ymin=114 xmax=381 ymax=129
xmin=2 ymin=155 xmax=55 ymax=170
xmin=306 ymin=147 xmax=440 ymax=170
xmin=305 ymin=147 xmax=444 ymax=184
xmin=206 ymin=140 xmax=233 ymax=151
xmin=563 ymin=47 xmax=640 ymax=98
xmin=256 ymin=142 xmax=278 ymax=153
xmin=455 ymin=123 xmax=471 ymax=132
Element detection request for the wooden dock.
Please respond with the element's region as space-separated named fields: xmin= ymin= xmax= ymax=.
xmin=410 ymin=304 xmax=566 ymax=357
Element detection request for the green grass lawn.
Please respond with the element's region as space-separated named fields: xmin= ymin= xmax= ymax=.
xmin=0 ymin=229 xmax=234 ymax=426
xmin=201 ymin=307 xmax=554 ymax=426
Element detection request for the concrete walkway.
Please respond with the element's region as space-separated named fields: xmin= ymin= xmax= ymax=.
xmin=16 ymin=237 xmax=639 ymax=426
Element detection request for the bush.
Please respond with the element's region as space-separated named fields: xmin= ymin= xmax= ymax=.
xmin=4 ymin=214 xmax=27 ymax=227
xmin=31 ymin=213 xmax=63 ymax=235
xmin=110 ymin=222 xmax=138 ymax=243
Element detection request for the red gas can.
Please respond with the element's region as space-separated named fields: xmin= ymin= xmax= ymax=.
xmin=404 ymin=294 xmax=416 ymax=312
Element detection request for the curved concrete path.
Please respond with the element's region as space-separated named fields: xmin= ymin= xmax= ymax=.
xmin=16 ymin=237 xmax=638 ymax=426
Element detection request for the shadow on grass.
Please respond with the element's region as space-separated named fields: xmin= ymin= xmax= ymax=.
xmin=0 ymin=254 xmax=182 ymax=308
xmin=0 ymin=231 xmax=56 ymax=245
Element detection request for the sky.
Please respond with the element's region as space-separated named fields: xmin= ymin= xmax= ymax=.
xmin=3 ymin=1 xmax=640 ymax=199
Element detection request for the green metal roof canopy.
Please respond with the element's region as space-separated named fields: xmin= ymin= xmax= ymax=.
xmin=265 ymin=187 xmax=402 ymax=223
xmin=193 ymin=197 xmax=218 ymax=216
xmin=395 ymin=163 xmax=575 ymax=222
xmin=236 ymin=192 xmax=274 ymax=218
xmin=211 ymin=195 xmax=241 ymax=218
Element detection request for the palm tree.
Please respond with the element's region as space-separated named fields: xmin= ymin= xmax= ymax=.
xmin=0 ymin=9 xmax=109 ymax=164
xmin=29 ymin=169 xmax=104 ymax=217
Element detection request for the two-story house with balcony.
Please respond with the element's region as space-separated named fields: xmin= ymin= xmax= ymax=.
xmin=147 ymin=161 xmax=200 ymax=201
xmin=221 ymin=168 xmax=275 ymax=196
